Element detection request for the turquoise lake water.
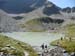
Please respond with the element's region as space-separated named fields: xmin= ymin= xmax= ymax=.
xmin=2 ymin=32 xmax=64 ymax=46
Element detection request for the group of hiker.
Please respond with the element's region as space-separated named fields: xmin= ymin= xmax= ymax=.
xmin=40 ymin=43 xmax=75 ymax=56
xmin=41 ymin=43 xmax=48 ymax=50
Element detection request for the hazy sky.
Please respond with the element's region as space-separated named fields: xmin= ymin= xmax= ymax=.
xmin=48 ymin=0 xmax=75 ymax=8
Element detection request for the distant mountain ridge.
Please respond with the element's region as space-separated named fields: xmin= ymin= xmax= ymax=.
xmin=62 ymin=7 xmax=75 ymax=13
xmin=0 ymin=0 xmax=47 ymax=14
xmin=0 ymin=0 xmax=61 ymax=15
xmin=0 ymin=0 xmax=75 ymax=15
xmin=0 ymin=0 xmax=75 ymax=32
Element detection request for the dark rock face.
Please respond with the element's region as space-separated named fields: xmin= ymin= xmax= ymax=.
xmin=0 ymin=0 xmax=5 ymax=8
xmin=62 ymin=7 xmax=71 ymax=13
xmin=39 ymin=17 xmax=64 ymax=24
xmin=0 ymin=0 xmax=35 ymax=13
xmin=43 ymin=2 xmax=61 ymax=15
xmin=54 ymin=19 xmax=64 ymax=24
xmin=72 ymin=7 xmax=75 ymax=12
xmin=62 ymin=7 xmax=75 ymax=13
xmin=0 ymin=0 xmax=61 ymax=15
xmin=39 ymin=17 xmax=54 ymax=23
xmin=13 ymin=16 xmax=23 ymax=20
xmin=43 ymin=6 xmax=60 ymax=15
xmin=0 ymin=0 xmax=46 ymax=14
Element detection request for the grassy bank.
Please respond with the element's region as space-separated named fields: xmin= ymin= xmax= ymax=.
xmin=51 ymin=39 xmax=75 ymax=53
xmin=51 ymin=24 xmax=75 ymax=53
xmin=0 ymin=34 xmax=38 ymax=56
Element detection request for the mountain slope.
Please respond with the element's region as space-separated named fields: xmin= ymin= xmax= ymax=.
xmin=0 ymin=0 xmax=75 ymax=32
xmin=0 ymin=0 xmax=46 ymax=14
xmin=0 ymin=0 xmax=61 ymax=15
xmin=20 ymin=17 xmax=64 ymax=32
xmin=0 ymin=34 xmax=38 ymax=56
xmin=0 ymin=9 xmax=25 ymax=32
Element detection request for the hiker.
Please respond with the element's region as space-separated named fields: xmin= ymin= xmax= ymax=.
xmin=61 ymin=37 xmax=63 ymax=40
xmin=41 ymin=43 xmax=44 ymax=50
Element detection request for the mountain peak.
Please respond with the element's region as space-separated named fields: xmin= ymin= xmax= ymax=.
xmin=0 ymin=0 xmax=58 ymax=14
xmin=62 ymin=7 xmax=75 ymax=13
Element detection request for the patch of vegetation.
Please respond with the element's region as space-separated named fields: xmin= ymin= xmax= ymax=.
xmin=51 ymin=39 xmax=75 ymax=53
xmin=64 ymin=24 xmax=75 ymax=38
xmin=0 ymin=34 xmax=38 ymax=56
xmin=51 ymin=24 xmax=75 ymax=53
xmin=20 ymin=17 xmax=47 ymax=32
xmin=20 ymin=17 xmax=64 ymax=32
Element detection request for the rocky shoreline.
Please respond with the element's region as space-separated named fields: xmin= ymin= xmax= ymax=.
xmin=34 ymin=46 xmax=75 ymax=56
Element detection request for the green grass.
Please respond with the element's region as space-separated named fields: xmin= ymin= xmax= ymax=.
xmin=20 ymin=17 xmax=47 ymax=32
xmin=51 ymin=39 xmax=75 ymax=53
xmin=51 ymin=23 xmax=75 ymax=53
xmin=64 ymin=24 xmax=75 ymax=38
xmin=0 ymin=34 xmax=38 ymax=56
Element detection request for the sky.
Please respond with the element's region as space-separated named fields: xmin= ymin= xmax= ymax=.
xmin=48 ymin=0 xmax=75 ymax=8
